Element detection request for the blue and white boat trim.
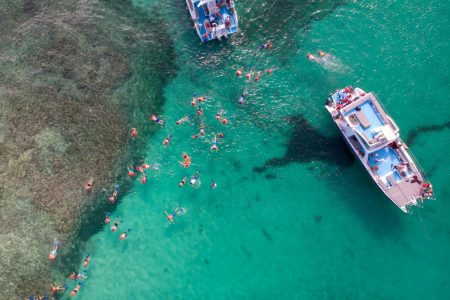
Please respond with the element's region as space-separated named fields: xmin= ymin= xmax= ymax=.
xmin=325 ymin=87 xmax=435 ymax=213
xmin=186 ymin=0 xmax=238 ymax=42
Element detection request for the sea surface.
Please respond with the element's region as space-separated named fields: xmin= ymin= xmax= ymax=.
xmin=62 ymin=0 xmax=450 ymax=299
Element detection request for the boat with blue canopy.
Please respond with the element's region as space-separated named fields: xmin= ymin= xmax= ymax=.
xmin=325 ymin=87 xmax=435 ymax=213
xmin=185 ymin=0 xmax=239 ymax=42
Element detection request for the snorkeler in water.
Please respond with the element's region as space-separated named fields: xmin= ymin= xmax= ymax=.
xmin=238 ymin=89 xmax=248 ymax=104
xmin=83 ymin=255 xmax=90 ymax=268
xmin=70 ymin=283 xmax=81 ymax=297
xmin=48 ymin=239 xmax=60 ymax=262
xmin=190 ymin=171 xmax=201 ymax=188
xmin=111 ymin=218 xmax=122 ymax=232
xmin=163 ymin=134 xmax=171 ymax=146
xmin=120 ymin=229 xmax=131 ymax=240
xmin=211 ymin=134 xmax=218 ymax=151
xmin=150 ymin=115 xmax=165 ymax=126
xmin=165 ymin=207 xmax=187 ymax=224
xmin=211 ymin=180 xmax=217 ymax=189
xmin=179 ymin=175 xmax=188 ymax=187
xmin=176 ymin=115 xmax=192 ymax=125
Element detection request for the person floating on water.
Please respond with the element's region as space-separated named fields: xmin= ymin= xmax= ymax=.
xmin=198 ymin=96 xmax=205 ymax=103
xmin=83 ymin=255 xmax=90 ymax=268
xmin=109 ymin=184 xmax=119 ymax=203
xmin=150 ymin=115 xmax=165 ymax=126
xmin=190 ymin=171 xmax=201 ymax=188
xmin=165 ymin=207 xmax=187 ymax=224
xmin=191 ymin=96 xmax=197 ymax=106
xmin=127 ymin=166 xmax=136 ymax=177
xmin=196 ymin=106 xmax=203 ymax=116
xmin=211 ymin=134 xmax=218 ymax=151
xmin=130 ymin=128 xmax=137 ymax=138
xmin=84 ymin=177 xmax=94 ymax=191
xmin=180 ymin=153 xmax=191 ymax=168
xmin=70 ymin=283 xmax=81 ymax=297
xmin=211 ymin=180 xmax=217 ymax=189
xmin=76 ymin=271 xmax=87 ymax=281
xmin=179 ymin=175 xmax=188 ymax=187
xmin=176 ymin=115 xmax=192 ymax=125
xmin=163 ymin=134 xmax=171 ymax=146
xmin=236 ymin=69 xmax=243 ymax=76
xmin=69 ymin=272 xmax=76 ymax=280
xmin=260 ymin=42 xmax=271 ymax=49
xmin=238 ymin=89 xmax=248 ymax=104
xmin=140 ymin=174 xmax=147 ymax=184
xmin=104 ymin=213 xmax=111 ymax=224
xmin=218 ymin=132 xmax=224 ymax=139
xmin=215 ymin=109 xmax=225 ymax=120
xmin=120 ymin=229 xmax=131 ymax=240
xmin=50 ymin=283 xmax=67 ymax=294
xmin=48 ymin=239 xmax=60 ymax=262
xmin=111 ymin=218 xmax=122 ymax=232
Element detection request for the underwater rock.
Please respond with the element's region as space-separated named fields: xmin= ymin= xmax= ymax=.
xmin=0 ymin=0 xmax=176 ymax=298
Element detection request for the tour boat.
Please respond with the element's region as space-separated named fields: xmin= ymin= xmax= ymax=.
xmin=325 ymin=87 xmax=435 ymax=213
xmin=185 ymin=0 xmax=238 ymax=42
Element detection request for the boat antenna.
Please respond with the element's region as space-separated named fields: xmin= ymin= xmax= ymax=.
xmin=416 ymin=208 xmax=430 ymax=240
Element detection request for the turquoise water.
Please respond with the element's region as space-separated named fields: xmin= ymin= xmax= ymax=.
xmin=64 ymin=0 xmax=450 ymax=299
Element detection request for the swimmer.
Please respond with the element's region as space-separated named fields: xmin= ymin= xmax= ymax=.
xmin=50 ymin=284 xmax=66 ymax=294
xmin=104 ymin=213 xmax=111 ymax=224
xmin=136 ymin=165 xmax=143 ymax=173
xmin=83 ymin=255 xmax=90 ymax=268
xmin=307 ymin=53 xmax=319 ymax=62
xmin=76 ymin=271 xmax=87 ymax=281
xmin=200 ymin=127 xmax=206 ymax=136
xmin=211 ymin=180 xmax=217 ymax=189
xmin=236 ymin=69 xmax=242 ymax=76
xmin=218 ymin=132 xmax=224 ymax=139
xmin=48 ymin=239 xmax=60 ymax=262
xmin=150 ymin=115 xmax=165 ymax=126
xmin=111 ymin=218 xmax=122 ymax=232
xmin=108 ymin=195 xmax=115 ymax=203
xmin=180 ymin=153 xmax=191 ymax=168
xmin=318 ymin=50 xmax=328 ymax=57
xmin=127 ymin=166 xmax=135 ymax=177
xmin=238 ymin=89 xmax=248 ymax=104
xmin=69 ymin=272 xmax=76 ymax=280
xmin=246 ymin=73 xmax=251 ymax=79
xmin=216 ymin=109 xmax=225 ymax=120
xmin=142 ymin=163 xmax=150 ymax=169
xmin=176 ymin=115 xmax=192 ymax=125
xmin=266 ymin=69 xmax=273 ymax=74
xmin=191 ymin=96 xmax=197 ymax=106
xmin=198 ymin=96 xmax=205 ymax=103
xmin=120 ymin=229 xmax=131 ymax=240
xmin=192 ymin=134 xmax=199 ymax=139
xmin=70 ymin=283 xmax=81 ymax=297
xmin=163 ymin=134 xmax=171 ymax=146
xmin=130 ymin=128 xmax=137 ymax=138
xmin=84 ymin=177 xmax=94 ymax=191
xmin=221 ymin=118 xmax=228 ymax=125
xmin=210 ymin=134 xmax=218 ymax=151
xmin=196 ymin=106 xmax=203 ymax=116
xmin=179 ymin=175 xmax=188 ymax=187
xmin=260 ymin=42 xmax=271 ymax=49
xmin=190 ymin=171 xmax=201 ymax=187
xmin=141 ymin=175 xmax=147 ymax=184
xmin=165 ymin=207 xmax=187 ymax=224
xmin=255 ymin=73 xmax=260 ymax=82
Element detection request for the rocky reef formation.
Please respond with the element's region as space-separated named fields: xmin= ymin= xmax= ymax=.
xmin=0 ymin=0 xmax=176 ymax=298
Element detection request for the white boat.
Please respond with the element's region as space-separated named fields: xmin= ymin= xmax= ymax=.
xmin=185 ymin=0 xmax=239 ymax=42
xmin=325 ymin=87 xmax=435 ymax=213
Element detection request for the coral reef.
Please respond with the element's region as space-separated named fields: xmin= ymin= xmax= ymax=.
xmin=0 ymin=0 xmax=176 ymax=298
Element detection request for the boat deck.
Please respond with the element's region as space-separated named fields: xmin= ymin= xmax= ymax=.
xmin=344 ymin=99 xmax=386 ymax=141
xmin=196 ymin=2 xmax=238 ymax=41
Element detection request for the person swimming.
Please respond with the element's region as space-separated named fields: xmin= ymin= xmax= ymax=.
xmin=140 ymin=174 xmax=147 ymax=184
xmin=238 ymin=89 xmax=248 ymax=104
xmin=260 ymin=42 xmax=271 ymax=49
xmin=130 ymin=128 xmax=137 ymax=138
xmin=163 ymin=134 xmax=171 ymax=146
xmin=76 ymin=271 xmax=87 ymax=281
xmin=83 ymin=255 xmax=90 ymax=268
xmin=150 ymin=115 xmax=165 ymax=126
xmin=70 ymin=283 xmax=81 ymax=297
xmin=50 ymin=283 xmax=67 ymax=294
xmin=48 ymin=239 xmax=60 ymax=261
xmin=111 ymin=218 xmax=122 ymax=232
xmin=218 ymin=132 xmax=224 ymax=139
xmin=104 ymin=213 xmax=111 ymax=224
xmin=211 ymin=134 xmax=218 ymax=151
xmin=307 ymin=53 xmax=320 ymax=62
xmin=180 ymin=153 xmax=191 ymax=168
xmin=84 ymin=177 xmax=94 ymax=191
xmin=211 ymin=180 xmax=217 ymax=189
xmin=165 ymin=207 xmax=187 ymax=224
xmin=215 ymin=109 xmax=225 ymax=120
xmin=120 ymin=229 xmax=131 ymax=240
xmin=179 ymin=175 xmax=188 ymax=187
xmin=176 ymin=115 xmax=192 ymax=125
xmin=127 ymin=166 xmax=135 ymax=177
xmin=190 ymin=171 xmax=201 ymax=188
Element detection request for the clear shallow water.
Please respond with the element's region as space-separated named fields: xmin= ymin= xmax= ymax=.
xmin=63 ymin=0 xmax=450 ymax=299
